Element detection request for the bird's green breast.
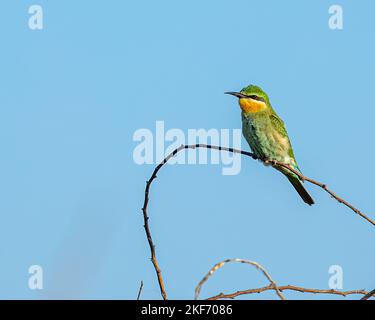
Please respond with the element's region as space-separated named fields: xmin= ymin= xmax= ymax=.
xmin=242 ymin=111 xmax=295 ymax=165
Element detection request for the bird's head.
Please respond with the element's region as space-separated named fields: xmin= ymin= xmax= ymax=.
xmin=225 ymin=85 xmax=270 ymax=114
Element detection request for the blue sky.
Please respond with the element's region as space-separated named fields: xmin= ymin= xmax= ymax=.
xmin=0 ymin=0 xmax=374 ymax=299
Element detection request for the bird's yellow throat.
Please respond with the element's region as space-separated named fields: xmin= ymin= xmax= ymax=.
xmin=239 ymin=98 xmax=266 ymax=113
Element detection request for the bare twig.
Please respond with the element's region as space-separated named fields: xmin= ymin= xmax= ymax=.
xmin=361 ymin=288 xmax=375 ymax=300
xmin=270 ymin=160 xmax=375 ymax=227
xmin=208 ymin=284 xmax=368 ymax=300
xmin=142 ymin=144 xmax=375 ymax=300
xmin=195 ymin=258 xmax=285 ymax=300
xmin=136 ymin=280 xmax=144 ymax=300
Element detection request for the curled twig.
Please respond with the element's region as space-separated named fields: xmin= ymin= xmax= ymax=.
xmin=142 ymin=144 xmax=375 ymax=299
xmin=141 ymin=144 xmax=255 ymax=299
xmin=208 ymin=284 xmax=368 ymax=300
xmin=195 ymin=258 xmax=285 ymax=300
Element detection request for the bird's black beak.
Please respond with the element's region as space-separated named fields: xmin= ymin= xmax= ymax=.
xmin=224 ymin=91 xmax=247 ymax=99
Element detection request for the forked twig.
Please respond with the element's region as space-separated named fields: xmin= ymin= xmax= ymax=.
xmin=195 ymin=258 xmax=285 ymax=300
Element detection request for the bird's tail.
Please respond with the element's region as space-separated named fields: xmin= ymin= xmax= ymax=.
xmin=286 ymin=175 xmax=314 ymax=206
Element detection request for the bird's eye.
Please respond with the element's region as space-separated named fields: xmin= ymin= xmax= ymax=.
xmin=248 ymin=95 xmax=265 ymax=102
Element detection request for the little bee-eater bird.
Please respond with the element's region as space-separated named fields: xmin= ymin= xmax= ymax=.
xmin=226 ymin=85 xmax=314 ymax=205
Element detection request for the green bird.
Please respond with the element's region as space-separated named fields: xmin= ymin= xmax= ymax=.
xmin=226 ymin=84 xmax=314 ymax=205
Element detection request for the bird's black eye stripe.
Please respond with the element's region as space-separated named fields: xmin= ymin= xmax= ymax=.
xmin=248 ymin=95 xmax=265 ymax=102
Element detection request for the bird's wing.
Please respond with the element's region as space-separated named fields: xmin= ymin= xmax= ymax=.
xmin=269 ymin=113 xmax=298 ymax=165
xmin=269 ymin=114 xmax=288 ymax=138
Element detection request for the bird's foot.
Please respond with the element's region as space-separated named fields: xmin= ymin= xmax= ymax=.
xmin=264 ymin=159 xmax=278 ymax=166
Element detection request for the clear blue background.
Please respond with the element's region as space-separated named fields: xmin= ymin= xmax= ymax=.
xmin=0 ymin=0 xmax=374 ymax=299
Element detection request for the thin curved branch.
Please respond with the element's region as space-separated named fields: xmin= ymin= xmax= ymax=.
xmin=195 ymin=258 xmax=285 ymax=300
xmin=141 ymin=144 xmax=255 ymax=299
xmin=208 ymin=285 xmax=368 ymax=300
xmin=142 ymin=144 xmax=375 ymax=299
